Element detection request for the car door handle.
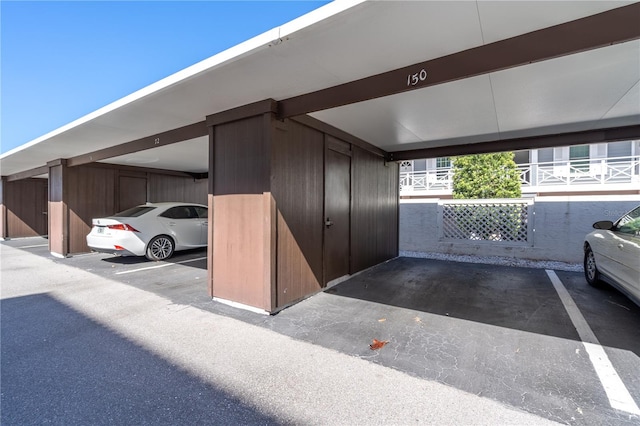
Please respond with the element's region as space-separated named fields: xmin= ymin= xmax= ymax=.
xmin=169 ymin=222 xmax=176 ymax=226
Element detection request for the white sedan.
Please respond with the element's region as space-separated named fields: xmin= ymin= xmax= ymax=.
xmin=87 ymin=202 xmax=208 ymax=261
xmin=584 ymin=205 xmax=640 ymax=307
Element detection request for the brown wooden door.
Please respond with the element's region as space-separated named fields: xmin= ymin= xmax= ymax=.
xmin=324 ymin=148 xmax=350 ymax=284
xmin=35 ymin=179 xmax=48 ymax=235
xmin=119 ymin=176 xmax=147 ymax=211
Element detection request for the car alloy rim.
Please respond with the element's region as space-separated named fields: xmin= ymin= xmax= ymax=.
xmin=151 ymin=237 xmax=172 ymax=259
xmin=586 ymin=251 xmax=596 ymax=280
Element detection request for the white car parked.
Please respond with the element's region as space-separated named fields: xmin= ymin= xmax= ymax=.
xmin=584 ymin=205 xmax=640 ymax=307
xmin=87 ymin=202 xmax=208 ymax=261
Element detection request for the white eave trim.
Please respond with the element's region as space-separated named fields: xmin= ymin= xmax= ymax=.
xmin=0 ymin=0 xmax=365 ymax=161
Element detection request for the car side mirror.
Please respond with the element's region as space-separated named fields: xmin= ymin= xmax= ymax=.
xmin=593 ymin=220 xmax=614 ymax=230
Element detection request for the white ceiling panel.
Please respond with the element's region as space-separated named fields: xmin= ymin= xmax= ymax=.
xmin=281 ymin=1 xmax=485 ymax=82
xmin=312 ymin=75 xmax=500 ymax=151
xmin=477 ymin=1 xmax=634 ymax=43
xmin=492 ymin=41 xmax=640 ymax=133
xmin=604 ymin=80 xmax=640 ymax=120
xmin=101 ymin=137 xmax=209 ymax=173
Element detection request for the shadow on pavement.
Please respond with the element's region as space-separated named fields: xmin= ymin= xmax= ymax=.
xmin=100 ymin=248 xmax=207 ymax=270
xmin=0 ymin=294 xmax=279 ymax=425
xmin=326 ymin=257 xmax=581 ymax=340
xmin=325 ymin=257 xmax=640 ymax=357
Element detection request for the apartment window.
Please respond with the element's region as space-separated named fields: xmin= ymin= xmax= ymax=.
xmin=608 ymin=141 xmax=631 ymax=161
xmin=399 ymin=160 xmax=413 ymax=172
xmin=435 ymin=157 xmax=450 ymax=179
xmin=570 ymin=145 xmax=590 ymax=172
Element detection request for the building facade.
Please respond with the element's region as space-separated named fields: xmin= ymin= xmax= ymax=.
xmin=400 ymin=140 xmax=640 ymax=198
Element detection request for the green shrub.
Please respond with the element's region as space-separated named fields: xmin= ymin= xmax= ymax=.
xmin=452 ymin=152 xmax=522 ymax=199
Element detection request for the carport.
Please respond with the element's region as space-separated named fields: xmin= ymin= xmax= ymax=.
xmin=1 ymin=1 xmax=639 ymax=314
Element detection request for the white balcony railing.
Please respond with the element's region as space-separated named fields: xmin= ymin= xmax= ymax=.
xmin=400 ymin=155 xmax=640 ymax=195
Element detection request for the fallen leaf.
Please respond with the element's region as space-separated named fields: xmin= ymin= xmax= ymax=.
xmin=414 ymin=316 xmax=421 ymax=323
xmin=370 ymin=339 xmax=389 ymax=350
xmin=378 ymin=318 xmax=386 ymax=322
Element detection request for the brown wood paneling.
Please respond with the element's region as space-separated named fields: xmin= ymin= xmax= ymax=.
xmin=351 ymin=146 xmax=399 ymax=273
xmin=3 ymin=178 xmax=48 ymax=238
xmin=45 ymin=161 xmax=209 ymax=255
xmin=292 ymin=115 xmax=386 ymax=159
xmin=207 ymin=126 xmax=215 ymax=298
xmin=210 ymin=113 xmax=275 ymax=310
xmin=118 ymin=176 xmax=147 ymax=211
xmin=271 ymin=120 xmax=324 ymax=307
xmin=212 ymin=194 xmax=268 ymax=309
xmin=0 ymin=177 xmax=6 ymax=239
xmin=207 ymin=109 xmax=398 ymax=311
xmin=381 ymin=157 xmax=400 ymax=260
xmin=324 ymin=147 xmax=351 ymax=283
xmin=66 ymin=165 xmax=117 ymax=254
xmin=48 ymin=161 xmax=68 ymax=256
xmin=148 ymin=174 xmax=207 ymax=204
xmin=214 ymin=115 xmax=268 ymax=195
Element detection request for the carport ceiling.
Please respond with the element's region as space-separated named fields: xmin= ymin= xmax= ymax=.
xmin=1 ymin=1 xmax=639 ymax=176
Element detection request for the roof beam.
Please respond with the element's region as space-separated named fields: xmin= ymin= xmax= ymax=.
xmin=5 ymin=165 xmax=49 ymax=182
xmin=67 ymin=121 xmax=208 ymax=167
xmin=278 ymin=3 xmax=640 ymax=119
xmin=388 ymin=124 xmax=640 ymax=161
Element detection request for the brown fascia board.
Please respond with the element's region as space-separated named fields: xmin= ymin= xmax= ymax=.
xmin=206 ymin=99 xmax=278 ymax=127
xmin=84 ymin=162 xmax=207 ymax=179
xmin=67 ymin=121 xmax=208 ymax=167
xmin=278 ymin=3 xmax=640 ymax=118
xmin=389 ymin=124 xmax=640 ymax=161
xmin=5 ymin=165 xmax=50 ymax=182
xmin=5 ymin=160 xmax=208 ymax=182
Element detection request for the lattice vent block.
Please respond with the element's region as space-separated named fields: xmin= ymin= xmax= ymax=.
xmin=441 ymin=202 xmax=529 ymax=243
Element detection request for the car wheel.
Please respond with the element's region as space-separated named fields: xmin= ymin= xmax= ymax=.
xmin=584 ymin=245 xmax=602 ymax=287
xmin=146 ymin=235 xmax=175 ymax=261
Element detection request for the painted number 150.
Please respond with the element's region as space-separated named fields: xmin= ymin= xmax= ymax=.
xmin=407 ymin=69 xmax=427 ymax=86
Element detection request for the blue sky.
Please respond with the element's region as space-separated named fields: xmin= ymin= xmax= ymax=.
xmin=0 ymin=1 xmax=329 ymax=154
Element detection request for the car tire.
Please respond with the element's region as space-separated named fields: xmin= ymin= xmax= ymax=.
xmin=146 ymin=235 xmax=175 ymax=261
xmin=584 ymin=245 xmax=602 ymax=287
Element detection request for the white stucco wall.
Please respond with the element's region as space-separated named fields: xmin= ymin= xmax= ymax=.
xmin=399 ymin=195 xmax=640 ymax=264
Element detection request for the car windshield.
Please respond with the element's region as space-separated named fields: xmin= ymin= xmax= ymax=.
xmin=616 ymin=206 xmax=640 ymax=235
xmin=112 ymin=206 xmax=156 ymax=218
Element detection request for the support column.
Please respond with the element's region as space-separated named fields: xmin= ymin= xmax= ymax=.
xmin=0 ymin=177 xmax=7 ymax=240
xmin=48 ymin=159 xmax=69 ymax=257
xmin=206 ymin=100 xmax=277 ymax=313
xmin=207 ymin=125 xmax=215 ymax=299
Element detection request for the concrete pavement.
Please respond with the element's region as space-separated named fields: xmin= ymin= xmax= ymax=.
xmin=1 ymin=242 xmax=555 ymax=425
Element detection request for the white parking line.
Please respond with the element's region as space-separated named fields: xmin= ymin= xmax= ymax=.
xmin=546 ymin=270 xmax=640 ymax=415
xmin=17 ymin=244 xmax=49 ymax=249
xmin=115 ymin=256 xmax=207 ymax=275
